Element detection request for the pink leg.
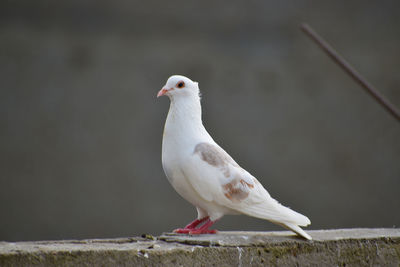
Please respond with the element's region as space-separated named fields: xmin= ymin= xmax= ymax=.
xmin=185 ymin=216 xmax=209 ymax=229
xmin=188 ymin=218 xmax=218 ymax=234
xmin=173 ymin=216 xmax=209 ymax=233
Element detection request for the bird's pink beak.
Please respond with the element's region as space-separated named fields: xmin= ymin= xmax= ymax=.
xmin=157 ymin=87 xmax=169 ymax=97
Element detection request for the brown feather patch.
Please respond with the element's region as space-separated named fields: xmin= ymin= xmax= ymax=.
xmin=193 ymin=142 xmax=238 ymax=177
xmin=223 ymin=178 xmax=254 ymax=202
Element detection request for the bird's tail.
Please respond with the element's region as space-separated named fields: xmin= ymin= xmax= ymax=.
xmin=238 ymin=197 xmax=312 ymax=240
xmin=275 ymin=221 xmax=312 ymax=240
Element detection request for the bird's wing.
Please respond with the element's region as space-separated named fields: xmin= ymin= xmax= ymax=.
xmin=181 ymin=142 xmax=257 ymax=203
xmin=182 ymin=142 xmax=310 ymax=226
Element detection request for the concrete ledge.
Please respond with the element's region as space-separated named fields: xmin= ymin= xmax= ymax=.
xmin=1 ymin=228 xmax=399 ymax=266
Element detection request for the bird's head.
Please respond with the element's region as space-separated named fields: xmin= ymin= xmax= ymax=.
xmin=157 ymin=75 xmax=200 ymax=99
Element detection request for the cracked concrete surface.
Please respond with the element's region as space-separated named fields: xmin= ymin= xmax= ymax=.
xmin=1 ymin=228 xmax=399 ymax=266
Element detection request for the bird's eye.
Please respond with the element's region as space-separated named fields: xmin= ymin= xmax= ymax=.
xmin=177 ymin=81 xmax=185 ymax=89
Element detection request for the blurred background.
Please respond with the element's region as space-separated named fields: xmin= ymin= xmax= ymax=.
xmin=0 ymin=1 xmax=399 ymax=241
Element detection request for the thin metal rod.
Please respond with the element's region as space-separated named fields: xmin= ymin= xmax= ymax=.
xmin=301 ymin=23 xmax=400 ymax=122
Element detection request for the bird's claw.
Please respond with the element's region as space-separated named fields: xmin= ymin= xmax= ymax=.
xmin=188 ymin=229 xmax=218 ymax=235
xmin=173 ymin=228 xmax=191 ymax=234
xmin=173 ymin=228 xmax=218 ymax=234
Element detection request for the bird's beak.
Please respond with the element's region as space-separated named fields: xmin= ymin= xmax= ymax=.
xmin=157 ymin=87 xmax=170 ymax=97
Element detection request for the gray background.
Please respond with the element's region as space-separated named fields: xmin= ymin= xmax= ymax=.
xmin=0 ymin=1 xmax=399 ymax=241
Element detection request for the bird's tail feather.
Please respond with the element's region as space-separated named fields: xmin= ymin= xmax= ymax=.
xmin=240 ymin=198 xmax=311 ymax=226
xmin=238 ymin=199 xmax=312 ymax=240
xmin=272 ymin=202 xmax=311 ymax=227
xmin=276 ymin=222 xmax=312 ymax=240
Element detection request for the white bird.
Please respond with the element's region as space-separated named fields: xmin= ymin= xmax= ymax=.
xmin=157 ymin=75 xmax=312 ymax=240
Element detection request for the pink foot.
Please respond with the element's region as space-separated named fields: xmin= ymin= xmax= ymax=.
xmin=173 ymin=216 xmax=209 ymax=233
xmin=173 ymin=228 xmax=191 ymax=234
xmin=189 ymin=229 xmax=218 ymax=234
xmin=188 ymin=218 xmax=218 ymax=234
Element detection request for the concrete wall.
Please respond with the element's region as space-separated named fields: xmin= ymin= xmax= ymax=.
xmin=0 ymin=1 xmax=399 ymax=241
xmin=1 ymin=229 xmax=400 ymax=266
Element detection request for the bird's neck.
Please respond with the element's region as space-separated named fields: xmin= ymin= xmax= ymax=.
xmin=164 ymin=95 xmax=211 ymax=146
xmin=170 ymin=95 xmax=202 ymax=123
